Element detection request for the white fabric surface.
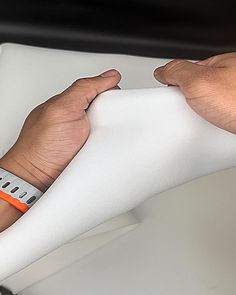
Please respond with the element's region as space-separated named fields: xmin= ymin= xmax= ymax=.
xmin=2 ymin=212 xmax=138 ymax=293
xmin=0 ymin=44 xmax=236 ymax=282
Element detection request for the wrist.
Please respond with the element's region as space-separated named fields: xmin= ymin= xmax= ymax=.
xmin=0 ymin=198 xmax=23 ymax=232
xmin=0 ymin=148 xmax=54 ymax=192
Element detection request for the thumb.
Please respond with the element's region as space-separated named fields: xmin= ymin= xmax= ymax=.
xmin=60 ymin=69 xmax=121 ymax=110
xmin=154 ymin=60 xmax=206 ymax=89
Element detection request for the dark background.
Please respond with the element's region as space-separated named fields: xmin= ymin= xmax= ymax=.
xmin=0 ymin=0 xmax=235 ymax=59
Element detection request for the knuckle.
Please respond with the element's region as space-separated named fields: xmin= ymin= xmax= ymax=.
xmin=73 ymin=78 xmax=92 ymax=87
xmin=41 ymin=102 xmax=63 ymax=119
xmin=72 ymin=78 xmax=99 ymax=103
xmin=73 ymin=78 xmax=97 ymax=93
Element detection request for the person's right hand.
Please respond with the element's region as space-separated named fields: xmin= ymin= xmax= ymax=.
xmin=154 ymin=53 xmax=236 ymax=134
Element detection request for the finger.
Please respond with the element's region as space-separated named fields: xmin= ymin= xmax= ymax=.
xmin=197 ymin=52 xmax=236 ymax=67
xmin=154 ymin=60 xmax=205 ymax=88
xmin=196 ymin=56 xmax=218 ymax=66
xmin=60 ymin=69 xmax=121 ymax=109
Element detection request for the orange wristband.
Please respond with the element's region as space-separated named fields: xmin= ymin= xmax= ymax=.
xmin=0 ymin=191 xmax=29 ymax=213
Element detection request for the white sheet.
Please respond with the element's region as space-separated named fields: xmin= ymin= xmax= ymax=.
xmin=0 ymin=44 xmax=236 ymax=282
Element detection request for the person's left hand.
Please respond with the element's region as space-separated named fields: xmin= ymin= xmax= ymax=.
xmin=0 ymin=69 xmax=121 ymax=192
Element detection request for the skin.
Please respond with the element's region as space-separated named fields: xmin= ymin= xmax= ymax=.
xmin=154 ymin=53 xmax=236 ymax=134
xmin=1 ymin=52 xmax=236 ymax=232
xmin=0 ymin=69 xmax=121 ymax=232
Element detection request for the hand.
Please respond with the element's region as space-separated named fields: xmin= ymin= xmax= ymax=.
xmin=0 ymin=69 xmax=121 ymax=192
xmin=154 ymin=53 xmax=236 ymax=134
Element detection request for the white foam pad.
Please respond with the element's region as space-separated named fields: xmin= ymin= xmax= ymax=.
xmin=0 ymin=44 xmax=236 ymax=282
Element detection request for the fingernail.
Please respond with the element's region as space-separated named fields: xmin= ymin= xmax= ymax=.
xmin=154 ymin=66 xmax=164 ymax=76
xmin=100 ymin=69 xmax=119 ymax=78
